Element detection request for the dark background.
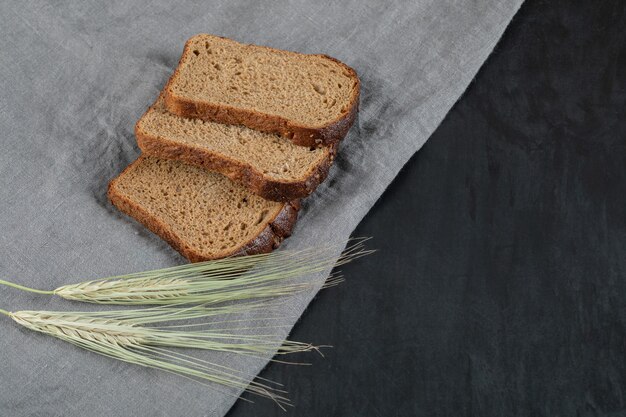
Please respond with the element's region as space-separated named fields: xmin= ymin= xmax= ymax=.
xmin=229 ymin=1 xmax=626 ymax=416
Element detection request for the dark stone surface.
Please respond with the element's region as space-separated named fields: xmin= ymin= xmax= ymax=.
xmin=228 ymin=1 xmax=626 ymax=416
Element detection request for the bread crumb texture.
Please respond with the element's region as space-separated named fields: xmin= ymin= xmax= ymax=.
xmin=138 ymin=94 xmax=328 ymax=181
xmin=110 ymin=156 xmax=287 ymax=259
xmin=170 ymin=34 xmax=358 ymax=127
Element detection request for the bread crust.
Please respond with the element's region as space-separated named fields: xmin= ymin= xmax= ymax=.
xmin=108 ymin=156 xmax=300 ymax=262
xmin=233 ymin=199 xmax=300 ymax=257
xmin=163 ymin=35 xmax=360 ymax=148
xmin=135 ymin=108 xmax=335 ymax=202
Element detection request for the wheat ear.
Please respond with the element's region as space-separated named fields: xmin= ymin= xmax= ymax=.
xmin=0 ymin=239 xmax=373 ymax=305
xmin=3 ymin=302 xmax=321 ymax=408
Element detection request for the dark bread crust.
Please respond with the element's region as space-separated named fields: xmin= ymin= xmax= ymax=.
xmin=164 ymin=35 xmax=360 ymax=148
xmin=135 ymin=104 xmax=335 ymax=202
xmin=108 ymin=156 xmax=300 ymax=262
xmin=234 ymin=199 xmax=300 ymax=257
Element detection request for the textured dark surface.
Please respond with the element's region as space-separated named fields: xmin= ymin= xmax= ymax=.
xmin=228 ymin=1 xmax=626 ymax=416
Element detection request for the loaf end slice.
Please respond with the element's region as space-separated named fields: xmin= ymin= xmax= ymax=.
xmin=108 ymin=156 xmax=299 ymax=262
xmin=164 ymin=34 xmax=360 ymax=147
xmin=136 ymin=93 xmax=334 ymax=202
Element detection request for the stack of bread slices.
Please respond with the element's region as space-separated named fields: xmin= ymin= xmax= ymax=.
xmin=109 ymin=34 xmax=360 ymax=261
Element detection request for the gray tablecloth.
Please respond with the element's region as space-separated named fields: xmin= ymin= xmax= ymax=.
xmin=0 ymin=1 xmax=522 ymax=415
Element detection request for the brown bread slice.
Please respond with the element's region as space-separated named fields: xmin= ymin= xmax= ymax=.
xmin=164 ymin=34 xmax=360 ymax=147
xmin=108 ymin=156 xmax=299 ymax=262
xmin=136 ymin=93 xmax=333 ymax=202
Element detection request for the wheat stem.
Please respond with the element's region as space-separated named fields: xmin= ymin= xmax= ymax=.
xmin=0 ymin=279 xmax=53 ymax=295
xmin=0 ymin=308 xmax=9 ymax=316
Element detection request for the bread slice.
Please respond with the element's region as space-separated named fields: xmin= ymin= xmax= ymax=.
xmin=108 ymin=156 xmax=299 ymax=262
xmin=136 ymin=93 xmax=334 ymax=202
xmin=164 ymin=34 xmax=360 ymax=147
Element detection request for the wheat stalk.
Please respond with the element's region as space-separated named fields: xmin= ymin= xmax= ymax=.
xmin=1 ymin=302 xmax=318 ymax=408
xmin=0 ymin=240 xmax=374 ymax=407
xmin=0 ymin=239 xmax=373 ymax=305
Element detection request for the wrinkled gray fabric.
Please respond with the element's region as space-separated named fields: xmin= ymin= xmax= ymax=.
xmin=0 ymin=1 xmax=522 ymax=415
